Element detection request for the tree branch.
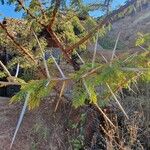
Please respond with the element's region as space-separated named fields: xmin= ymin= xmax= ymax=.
xmin=38 ymin=0 xmax=47 ymax=20
xmin=15 ymin=0 xmax=78 ymax=66
xmin=66 ymin=0 xmax=136 ymax=53
xmin=46 ymin=28 xmax=73 ymax=64
xmin=0 ymin=23 xmax=36 ymax=63
xmin=16 ymin=0 xmax=46 ymax=27
xmin=47 ymin=0 xmax=60 ymax=29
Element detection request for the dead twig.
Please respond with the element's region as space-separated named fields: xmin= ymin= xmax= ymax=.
xmin=47 ymin=0 xmax=60 ymax=29
xmin=54 ymin=81 xmax=66 ymax=112
xmin=106 ymin=82 xmax=129 ymax=119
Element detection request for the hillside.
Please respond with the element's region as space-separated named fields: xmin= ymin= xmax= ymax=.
xmin=108 ymin=3 xmax=150 ymax=49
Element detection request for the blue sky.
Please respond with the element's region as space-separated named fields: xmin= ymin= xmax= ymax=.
xmin=0 ymin=0 xmax=126 ymax=20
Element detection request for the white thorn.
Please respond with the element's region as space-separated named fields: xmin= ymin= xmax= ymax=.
xmin=110 ymin=32 xmax=121 ymax=65
xmin=106 ymin=83 xmax=129 ymax=119
xmin=75 ymin=50 xmax=85 ymax=64
xmin=92 ymin=33 xmax=99 ymax=68
xmin=51 ymin=54 xmax=66 ymax=79
xmin=15 ymin=63 xmax=20 ymax=77
xmin=10 ymin=92 xmax=30 ymax=149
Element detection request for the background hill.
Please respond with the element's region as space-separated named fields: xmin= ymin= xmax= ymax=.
xmin=104 ymin=3 xmax=150 ymax=49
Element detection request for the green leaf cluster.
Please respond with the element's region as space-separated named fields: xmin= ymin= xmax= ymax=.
xmin=10 ymin=80 xmax=56 ymax=109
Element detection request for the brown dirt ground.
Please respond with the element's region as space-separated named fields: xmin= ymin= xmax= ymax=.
xmin=0 ymin=85 xmax=149 ymax=150
xmin=0 ymin=96 xmax=83 ymax=150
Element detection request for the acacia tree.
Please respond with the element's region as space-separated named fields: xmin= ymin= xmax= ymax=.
xmin=0 ymin=0 xmax=150 ymax=149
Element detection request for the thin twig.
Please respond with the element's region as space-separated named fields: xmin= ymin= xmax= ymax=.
xmin=16 ymin=0 xmax=45 ymax=27
xmin=127 ymin=84 xmax=137 ymax=94
xmin=103 ymin=72 xmax=142 ymax=102
xmin=54 ymin=81 xmax=66 ymax=112
xmin=38 ymin=0 xmax=47 ymax=20
xmin=132 ymin=79 xmax=140 ymax=93
xmin=83 ymin=79 xmax=115 ymax=128
xmin=0 ymin=81 xmax=22 ymax=86
xmin=100 ymin=125 xmax=126 ymax=150
xmin=100 ymin=53 xmax=108 ymax=63
xmin=123 ymin=52 xmax=138 ymax=63
xmin=82 ymin=65 xmax=102 ymax=78
xmin=121 ymin=67 xmax=150 ymax=72
xmin=106 ymin=83 xmax=129 ymax=119
xmin=95 ymin=103 xmax=116 ymax=128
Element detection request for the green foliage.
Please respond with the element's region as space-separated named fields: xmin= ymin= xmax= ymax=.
xmin=70 ymin=135 xmax=84 ymax=150
xmin=72 ymin=80 xmax=87 ymax=108
xmin=136 ymin=33 xmax=150 ymax=50
xmin=69 ymin=113 xmax=85 ymax=150
xmin=10 ymin=79 xmax=56 ymax=109
xmin=72 ymin=48 xmax=150 ymax=108
xmin=136 ymin=32 xmax=145 ymax=46
xmin=0 ymin=71 xmax=6 ymax=78
xmin=7 ymin=56 xmax=33 ymax=69
xmin=141 ymin=71 xmax=150 ymax=83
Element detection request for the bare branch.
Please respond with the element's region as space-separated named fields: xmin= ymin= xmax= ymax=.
xmin=16 ymin=0 xmax=73 ymax=65
xmin=47 ymin=0 xmax=60 ymax=29
xmin=54 ymin=81 xmax=66 ymax=112
xmin=106 ymin=83 xmax=129 ymax=119
xmin=46 ymin=28 xmax=73 ymax=64
xmin=16 ymin=0 xmax=46 ymax=27
xmin=0 ymin=81 xmax=21 ymax=86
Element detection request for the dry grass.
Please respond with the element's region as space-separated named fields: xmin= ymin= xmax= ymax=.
xmin=103 ymin=82 xmax=150 ymax=150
